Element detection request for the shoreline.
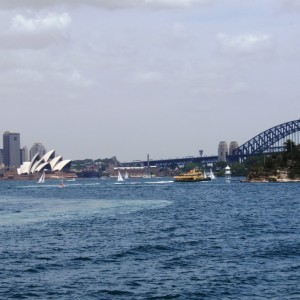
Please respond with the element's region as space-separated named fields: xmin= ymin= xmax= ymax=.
xmin=241 ymin=178 xmax=300 ymax=183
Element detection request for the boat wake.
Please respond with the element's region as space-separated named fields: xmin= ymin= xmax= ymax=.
xmin=145 ymin=181 xmax=174 ymax=184
xmin=18 ymin=182 xmax=100 ymax=188
xmin=114 ymin=180 xmax=174 ymax=185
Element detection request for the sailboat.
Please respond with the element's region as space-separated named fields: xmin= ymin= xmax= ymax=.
xmin=209 ymin=168 xmax=216 ymax=179
xmin=124 ymin=172 xmax=129 ymax=179
xmin=117 ymin=170 xmax=124 ymax=181
xmin=37 ymin=170 xmax=45 ymax=183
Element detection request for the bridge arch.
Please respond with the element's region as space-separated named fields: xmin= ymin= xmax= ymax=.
xmin=234 ymin=119 xmax=300 ymax=157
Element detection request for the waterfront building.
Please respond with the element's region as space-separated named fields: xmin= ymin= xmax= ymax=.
xmin=218 ymin=141 xmax=228 ymax=162
xmin=112 ymin=166 xmax=159 ymax=178
xmin=30 ymin=142 xmax=47 ymax=160
xmin=17 ymin=149 xmax=72 ymax=175
xmin=3 ymin=131 xmax=21 ymax=169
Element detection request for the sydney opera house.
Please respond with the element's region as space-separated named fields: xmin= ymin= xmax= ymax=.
xmin=0 ymin=149 xmax=76 ymax=180
xmin=17 ymin=150 xmax=71 ymax=175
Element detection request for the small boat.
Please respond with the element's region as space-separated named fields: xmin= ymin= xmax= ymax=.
xmin=117 ymin=170 xmax=124 ymax=181
xmin=37 ymin=170 xmax=45 ymax=183
xmin=174 ymin=168 xmax=211 ymax=182
xmin=209 ymin=168 xmax=216 ymax=179
xmin=124 ymin=172 xmax=129 ymax=179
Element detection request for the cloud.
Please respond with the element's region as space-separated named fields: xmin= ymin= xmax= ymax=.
xmin=0 ymin=13 xmax=71 ymax=49
xmin=0 ymin=0 xmax=215 ymax=10
xmin=279 ymin=0 xmax=300 ymax=12
xmin=217 ymin=33 xmax=274 ymax=55
xmin=133 ymin=71 xmax=165 ymax=83
xmin=11 ymin=13 xmax=71 ymax=32
xmin=144 ymin=0 xmax=213 ymax=8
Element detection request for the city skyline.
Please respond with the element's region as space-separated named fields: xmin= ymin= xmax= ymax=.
xmin=1 ymin=1 xmax=300 ymax=161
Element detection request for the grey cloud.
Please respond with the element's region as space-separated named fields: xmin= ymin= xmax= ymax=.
xmin=11 ymin=13 xmax=71 ymax=31
xmin=0 ymin=32 xmax=70 ymax=49
xmin=216 ymin=33 xmax=274 ymax=56
xmin=279 ymin=0 xmax=300 ymax=12
xmin=0 ymin=0 xmax=215 ymax=10
xmin=0 ymin=13 xmax=71 ymax=49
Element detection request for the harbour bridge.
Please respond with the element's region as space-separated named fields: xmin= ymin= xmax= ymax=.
xmin=123 ymin=119 xmax=300 ymax=168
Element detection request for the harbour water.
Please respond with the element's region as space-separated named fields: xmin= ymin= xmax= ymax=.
xmin=0 ymin=178 xmax=299 ymax=299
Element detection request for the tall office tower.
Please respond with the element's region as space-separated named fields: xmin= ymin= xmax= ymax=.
xmin=21 ymin=146 xmax=29 ymax=163
xmin=229 ymin=141 xmax=239 ymax=155
xmin=30 ymin=142 xmax=47 ymax=160
xmin=0 ymin=149 xmax=3 ymax=165
xmin=218 ymin=141 xmax=228 ymax=162
xmin=3 ymin=131 xmax=21 ymax=169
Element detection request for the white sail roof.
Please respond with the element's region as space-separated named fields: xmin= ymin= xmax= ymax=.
xmin=17 ymin=162 xmax=31 ymax=175
xmin=27 ymin=153 xmax=40 ymax=174
xmin=50 ymin=156 xmax=63 ymax=169
xmin=53 ymin=160 xmax=72 ymax=171
xmin=41 ymin=150 xmax=55 ymax=163
xmin=35 ymin=162 xmax=51 ymax=172
xmin=17 ymin=150 xmax=72 ymax=175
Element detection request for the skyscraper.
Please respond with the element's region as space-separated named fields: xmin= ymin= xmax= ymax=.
xmin=0 ymin=149 xmax=3 ymax=165
xmin=30 ymin=142 xmax=47 ymax=160
xmin=21 ymin=146 xmax=29 ymax=163
xmin=3 ymin=131 xmax=21 ymax=169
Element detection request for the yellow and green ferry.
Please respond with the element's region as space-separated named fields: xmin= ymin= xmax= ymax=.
xmin=173 ymin=168 xmax=211 ymax=182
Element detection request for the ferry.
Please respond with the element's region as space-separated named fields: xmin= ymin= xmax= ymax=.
xmin=174 ymin=168 xmax=211 ymax=182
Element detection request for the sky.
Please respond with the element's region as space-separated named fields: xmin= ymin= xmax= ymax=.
xmin=1 ymin=0 xmax=300 ymax=162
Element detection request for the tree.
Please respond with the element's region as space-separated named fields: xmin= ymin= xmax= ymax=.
xmin=284 ymin=139 xmax=296 ymax=153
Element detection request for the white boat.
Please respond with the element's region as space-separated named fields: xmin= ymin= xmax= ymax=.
xmin=124 ymin=172 xmax=129 ymax=179
xmin=209 ymin=169 xmax=216 ymax=179
xmin=117 ymin=170 xmax=124 ymax=181
xmin=142 ymin=173 xmax=151 ymax=178
xmin=37 ymin=170 xmax=45 ymax=183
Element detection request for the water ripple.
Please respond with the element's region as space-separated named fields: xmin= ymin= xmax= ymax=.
xmin=0 ymin=178 xmax=300 ymax=299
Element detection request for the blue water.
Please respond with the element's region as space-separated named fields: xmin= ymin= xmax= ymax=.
xmin=0 ymin=178 xmax=299 ymax=299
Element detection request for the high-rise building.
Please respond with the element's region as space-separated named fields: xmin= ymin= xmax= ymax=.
xmin=30 ymin=142 xmax=47 ymax=160
xmin=0 ymin=149 xmax=3 ymax=165
xmin=218 ymin=141 xmax=228 ymax=162
xmin=21 ymin=146 xmax=29 ymax=163
xmin=3 ymin=131 xmax=21 ymax=169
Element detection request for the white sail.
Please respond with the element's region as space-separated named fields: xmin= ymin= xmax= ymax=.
xmin=124 ymin=172 xmax=129 ymax=179
xmin=37 ymin=171 xmax=45 ymax=183
xmin=117 ymin=170 xmax=124 ymax=181
xmin=210 ymin=169 xmax=216 ymax=179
